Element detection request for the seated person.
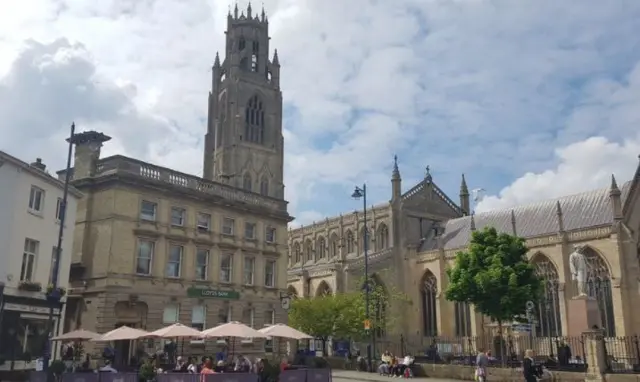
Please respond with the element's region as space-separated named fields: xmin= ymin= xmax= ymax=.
xmin=397 ymin=354 xmax=414 ymax=377
xmin=174 ymin=356 xmax=188 ymax=372
xmin=378 ymin=351 xmax=392 ymax=375
xmin=389 ymin=356 xmax=399 ymax=376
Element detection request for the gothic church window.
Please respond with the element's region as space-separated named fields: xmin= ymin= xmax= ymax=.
xmin=454 ymin=302 xmax=472 ymax=337
xmin=377 ymin=224 xmax=389 ymax=250
xmin=242 ymin=173 xmax=252 ymax=191
xmin=345 ymin=230 xmax=354 ymax=254
xmin=239 ymin=38 xmax=246 ymax=51
xmin=293 ymin=242 xmax=301 ymax=264
xmin=251 ymin=41 xmax=259 ymax=72
xmin=329 ymin=233 xmax=339 ymax=258
xmin=244 ymin=95 xmax=265 ymax=144
xmin=260 ymin=176 xmax=269 ymax=196
xmin=583 ymin=247 xmax=616 ymax=336
xmin=317 ymin=237 xmax=326 ymax=259
xmin=533 ymin=255 xmax=562 ymax=337
xmin=421 ymin=270 xmax=438 ymax=336
xmin=304 ymin=239 xmax=313 ymax=262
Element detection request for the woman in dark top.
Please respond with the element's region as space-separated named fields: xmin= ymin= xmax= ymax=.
xmin=523 ymin=349 xmax=540 ymax=382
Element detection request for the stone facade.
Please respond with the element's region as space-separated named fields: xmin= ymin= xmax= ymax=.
xmin=62 ymin=4 xmax=292 ymax=359
xmin=287 ymin=156 xmax=640 ymax=352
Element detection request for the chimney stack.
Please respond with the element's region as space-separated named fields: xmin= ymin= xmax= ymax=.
xmin=30 ymin=158 xmax=46 ymax=171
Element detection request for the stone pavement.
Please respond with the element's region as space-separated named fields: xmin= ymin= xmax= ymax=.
xmin=331 ymin=370 xmax=459 ymax=382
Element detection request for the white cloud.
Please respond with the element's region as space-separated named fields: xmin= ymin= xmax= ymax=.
xmin=0 ymin=0 xmax=640 ymax=225
xmin=476 ymin=136 xmax=640 ymax=212
xmin=477 ymin=60 xmax=640 ymax=212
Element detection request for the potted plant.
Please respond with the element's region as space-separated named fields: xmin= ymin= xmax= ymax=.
xmin=18 ymin=280 xmax=42 ymax=292
xmin=139 ymin=360 xmax=157 ymax=382
xmin=46 ymin=285 xmax=66 ymax=297
xmin=50 ymin=360 xmax=66 ymax=381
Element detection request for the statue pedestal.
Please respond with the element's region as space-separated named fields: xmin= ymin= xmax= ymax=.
xmin=567 ymin=296 xmax=601 ymax=337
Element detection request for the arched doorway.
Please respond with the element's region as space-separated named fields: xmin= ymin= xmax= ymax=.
xmin=315 ymin=281 xmax=332 ymax=296
xmin=287 ymin=285 xmax=299 ymax=298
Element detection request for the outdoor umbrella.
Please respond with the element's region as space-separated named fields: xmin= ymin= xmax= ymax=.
xmin=145 ymin=323 xmax=203 ymax=338
xmin=258 ymin=324 xmax=313 ymax=340
xmin=52 ymin=329 xmax=101 ymax=341
xmin=92 ymin=326 xmax=149 ymax=341
xmin=200 ymin=321 xmax=268 ymax=339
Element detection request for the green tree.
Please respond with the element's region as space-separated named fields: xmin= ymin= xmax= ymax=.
xmin=288 ymin=294 xmax=358 ymax=354
xmin=350 ymin=276 xmax=409 ymax=341
xmin=445 ymin=227 xmax=542 ymax=333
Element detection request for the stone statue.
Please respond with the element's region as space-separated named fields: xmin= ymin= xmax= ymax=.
xmin=569 ymin=245 xmax=589 ymax=297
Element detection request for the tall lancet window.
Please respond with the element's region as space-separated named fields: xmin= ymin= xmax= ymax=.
xmin=244 ymin=95 xmax=265 ymax=144
xmin=533 ymin=255 xmax=562 ymax=337
xmin=583 ymin=247 xmax=616 ymax=336
xmin=421 ymin=271 xmax=438 ymax=336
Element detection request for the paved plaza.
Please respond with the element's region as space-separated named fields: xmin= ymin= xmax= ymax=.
xmin=331 ymin=370 xmax=460 ymax=382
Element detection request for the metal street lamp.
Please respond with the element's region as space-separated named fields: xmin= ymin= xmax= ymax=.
xmin=351 ymin=184 xmax=373 ymax=372
xmin=42 ymin=124 xmax=111 ymax=372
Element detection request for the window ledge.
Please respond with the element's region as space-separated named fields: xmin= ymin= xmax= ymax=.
xmin=241 ymin=338 xmax=253 ymax=344
xmin=27 ymin=209 xmax=44 ymax=218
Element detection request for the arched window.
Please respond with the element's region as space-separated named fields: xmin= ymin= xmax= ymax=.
xmin=244 ymin=95 xmax=265 ymax=144
xmin=377 ymin=224 xmax=389 ymax=250
xmin=584 ymin=247 xmax=616 ymax=336
xmin=360 ymin=226 xmax=371 ymax=254
xmin=368 ymin=275 xmax=387 ymax=339
xmin=345 ymin=230 xmax=354 ymax=254
xmin=242 ymin=173 xmax=252 ymax=191
xmin=317 ymin=237 xmax=326 ymax=260
xmin=260 ymin=176 xmax=269 ymax=196
xmin=293 ymin=242 xmax=301 ymax=264
xmin=421 ymin=271 xmax=438 ymax=336
xmin=239 ymin=37 xmax=246 ymax=51
xmin=533 ymin=255 xmax=562 ymax=336
xmin=454 ymin=302 xmax=472 ymax=337
xmin=304 ymin=239 xmax=313 ymax=262
xmin=329 ymin=233 xmax=339 ymax=258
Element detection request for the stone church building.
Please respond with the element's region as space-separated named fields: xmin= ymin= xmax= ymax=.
xmin=287 ymin=156 xmax=640 ymax=351
xmin=62 ymin=4 xmax=292 ymax=359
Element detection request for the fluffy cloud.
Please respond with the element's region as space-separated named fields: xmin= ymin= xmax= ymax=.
xmin=1 ymin=0 xmax=640 ymax=225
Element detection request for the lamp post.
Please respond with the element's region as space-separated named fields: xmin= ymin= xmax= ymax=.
xmin=351 ymin=184 xmax=373 ymax=372
xmin=41 ymin=123 xmax=77 ymax=372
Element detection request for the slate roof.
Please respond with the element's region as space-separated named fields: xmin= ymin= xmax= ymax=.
xmin=431 ymin=181 xmax=632 ymax=251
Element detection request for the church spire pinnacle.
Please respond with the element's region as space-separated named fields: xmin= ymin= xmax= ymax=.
xmin=392 ymin=155 xmax=400 ymax=180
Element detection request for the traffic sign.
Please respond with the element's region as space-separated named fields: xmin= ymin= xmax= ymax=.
xmin=364 ymin=319 xmax=371 ymax=330
xmin=525 ymin=301 xmax=535 ymax=310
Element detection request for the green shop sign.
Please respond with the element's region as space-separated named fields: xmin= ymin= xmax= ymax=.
xmin=187 ymin=287 xmax=240 ymax=299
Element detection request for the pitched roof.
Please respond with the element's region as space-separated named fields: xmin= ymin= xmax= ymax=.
xmin=433 ymin=181 xmax=632 ymax=250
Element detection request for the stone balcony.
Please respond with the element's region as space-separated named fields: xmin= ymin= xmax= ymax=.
xmin=60 ymin=155 xmax=288 ymax=213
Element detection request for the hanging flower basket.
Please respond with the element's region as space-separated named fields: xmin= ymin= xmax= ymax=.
xmin=18 ymin=280 xmax=42 ymax=292
xmin=46 ymin=285 xmax=67 ymax=297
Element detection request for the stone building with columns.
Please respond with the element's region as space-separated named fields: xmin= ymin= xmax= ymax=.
xmin=287 ymin=156 xmax=640 ymax=351
xmin=62 ymin=4 xmax=292 ymax=361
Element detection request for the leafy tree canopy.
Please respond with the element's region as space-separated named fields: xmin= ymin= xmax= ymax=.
xmin=445 ymin=226 xmax=542 ymax=325
xmin=287 ymin=274 xmax=409 ymax=341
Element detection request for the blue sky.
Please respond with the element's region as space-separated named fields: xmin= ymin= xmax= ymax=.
xmin=1 ymin=0 xmax=640 ymax=225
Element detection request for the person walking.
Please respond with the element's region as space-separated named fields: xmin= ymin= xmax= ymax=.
xmin=523 ymin=349 xmax=540 ymax=382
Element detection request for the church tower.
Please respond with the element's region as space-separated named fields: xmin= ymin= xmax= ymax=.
xmin=203 ymin=3 xmax=284 ymax=199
